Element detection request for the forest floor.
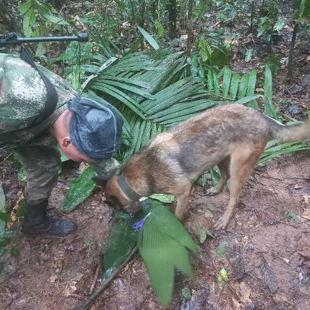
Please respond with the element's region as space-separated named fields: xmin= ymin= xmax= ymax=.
xmin=1 ymin=152 xmax=310 ymax=310
xmin=1 ymin=4 xmax=310 ymax=310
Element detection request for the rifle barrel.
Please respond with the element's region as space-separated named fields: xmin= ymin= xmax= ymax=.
xmin=0 ymin=32 xmax=88 ymax=45
xmin=18 ymin=33 xmax=88 ymax=43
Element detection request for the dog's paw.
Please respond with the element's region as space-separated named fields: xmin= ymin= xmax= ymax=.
xmin=205 ymin=187 xmax=220 ymax=196
xmin=214 ymin=215 xmax=230 ymax=230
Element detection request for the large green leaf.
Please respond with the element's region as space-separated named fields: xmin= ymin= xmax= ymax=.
xmin=18 ymin=0 xmax=32 ymax=15
xmin=238 ymin=74 xmax=249 ymax=99
xmin=246 ymin=70 xmax=259 ymax=110
xmin=88 ymin=51 xmax=186 ymax=109
xmin=137 ymin=26 xmax=160 ymax=50
xmin=142 ymin=77 xmax=205 ymax=112
xmin=123 ymin=116 xmax=142 ymax=163
xmin=62 ymin=166 xmax=97 ymax=213
xmin=222 ymin=67 xmax=231 ymax=99
xmin=264 ymin=64 xmax=277 ymax=119
xmin=149 ymin=194 xmax=175 ymax=203
xmin=102 ymin=206 xmax=150 ymax=280
xmin=230 ymin=73 xmax=240 ymax=100
xmin=138 ymin=200 xmax=198 ymax=306
xmin=102 ymin=198 xmax=198 ymax=306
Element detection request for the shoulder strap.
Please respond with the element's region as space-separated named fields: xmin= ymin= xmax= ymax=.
xmin=20 ymin=46 xmax=58 ymax=126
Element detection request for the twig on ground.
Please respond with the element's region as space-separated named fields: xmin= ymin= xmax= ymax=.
xmin=89 ymin=263 xmax=101 ymax=295
xmin=215 ymin=285 xmax=224 ymax=310
xmin=206 ymin=252 xmax=240 ymax=301
xmin=69 ymin=294 xmax=87 ymax=301
xmin=80 ymin=245 xmax=138 ymax=310
xmin=0 ymin=153 xmax=12 ymax=166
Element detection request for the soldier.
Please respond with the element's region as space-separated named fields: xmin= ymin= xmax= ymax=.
xmin=0 ymin=52 xmax=123 ymax=237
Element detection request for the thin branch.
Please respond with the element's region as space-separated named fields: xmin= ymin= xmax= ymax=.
xmin=186 ymin=0 xmax=193 ymax=76
xmin=206 ymin=251 xmax=240 ymax=300
xmin=89 ymin=263 xmax=101 ymax=295
xmin=0 ymin=154 xmax=12 ymax=166
xmin=80 ymin=245 xmax=138 ymax=310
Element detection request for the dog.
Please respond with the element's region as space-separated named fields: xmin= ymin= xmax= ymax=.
xmin=93 ymin=104 xmax=310 ymax=230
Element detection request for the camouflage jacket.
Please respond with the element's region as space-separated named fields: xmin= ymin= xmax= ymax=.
xmin=0 ymin=52 xmax=80 ymax=149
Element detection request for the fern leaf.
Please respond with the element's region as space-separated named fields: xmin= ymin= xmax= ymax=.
xmin=238 ymin=74 xmax=249 ymax=99
xmin=229 ymin=73 xmax=240 ymax=100
xmin=222 ymin=67 xmax=232 ymax=100
xmin=246 ymin=70 xmax=259 ymax=109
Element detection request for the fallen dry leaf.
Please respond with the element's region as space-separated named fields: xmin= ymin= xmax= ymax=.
xmin=120 ymin=263 xmax=130 ymax=275
xmin=7 ymin=191 xmax=24 ymax=229
xmin=232 ymin=297 xmax=243 ymax=309
xmin=302 ymin=194 xmax=310 ymax=204
xmin=204 ymin=209 xmax=213 ymax=218
xmin=302 ymin=209 xmax=310 ymax=221
xmin=78 ymin=162 xmax=89 ymax=174
xmin=260 ymin=257 xmax=278 ymax=293
xmin=237 ymin=282 xmax=252 ymax=304
xmin=273 ymin=293 xmax=293 ymax=305
xmin=50 ymin=275 xmax=58 ymax=283
xmin=64 ymin=281 xmax=77 ymax=297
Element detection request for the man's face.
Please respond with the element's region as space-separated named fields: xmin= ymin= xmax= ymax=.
xmin=59 ymin=142 xmax=98 ymax=164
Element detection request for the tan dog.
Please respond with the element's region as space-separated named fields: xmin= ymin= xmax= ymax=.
xmin=94 ymin=104 xmax=310 ymax=229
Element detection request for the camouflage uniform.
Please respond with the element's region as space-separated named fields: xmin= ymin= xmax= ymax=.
xmin=0 ymin=52 xmax=121 ymax=204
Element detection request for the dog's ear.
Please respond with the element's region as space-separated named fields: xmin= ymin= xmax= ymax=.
xmin=92 ymin=176 xmax=109 ymax=190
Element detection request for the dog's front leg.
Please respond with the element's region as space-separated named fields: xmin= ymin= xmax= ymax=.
xmin=174 ymin=187 xmax=192 ymax=221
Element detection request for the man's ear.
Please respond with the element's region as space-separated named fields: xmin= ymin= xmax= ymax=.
xmin=92 ymin=176 xmax=108 ymax=190
xmin=62 ymin=136 xmax=72 ymax=148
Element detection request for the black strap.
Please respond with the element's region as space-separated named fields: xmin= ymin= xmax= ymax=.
xmin=117 ymin=174 xmax=142 ymax=201
xmin=20 ymin=46 xmax=58 ymax=126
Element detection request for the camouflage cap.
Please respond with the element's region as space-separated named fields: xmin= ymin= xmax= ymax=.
xmin=68 ymin=97 xmax=123 ymax=160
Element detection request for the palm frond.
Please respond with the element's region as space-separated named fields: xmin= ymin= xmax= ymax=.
xmin=86 ymin=51 xmax=266 ymax=163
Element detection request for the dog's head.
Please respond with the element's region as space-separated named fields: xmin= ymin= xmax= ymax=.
xmin=93 ymin=175 xmax=141 ymax=214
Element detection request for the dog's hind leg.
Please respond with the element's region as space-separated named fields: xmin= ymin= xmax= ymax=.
xmin=174 ymin=185 xmax=192 ymax=221
xmin=206 ymin=156 xmax=230 ymax=196
xmin=214 ymin=141 xmax=267 ymax=230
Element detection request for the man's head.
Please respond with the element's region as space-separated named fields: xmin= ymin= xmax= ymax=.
xmin=52 ymin=97 xmax=123 ymax=163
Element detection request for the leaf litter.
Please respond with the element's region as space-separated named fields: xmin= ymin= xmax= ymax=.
xmin=260 ymin=256 xmax=279 ymax=293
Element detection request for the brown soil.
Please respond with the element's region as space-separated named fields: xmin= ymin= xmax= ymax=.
xmin=1 ymin=152 xmax=310 ymax=310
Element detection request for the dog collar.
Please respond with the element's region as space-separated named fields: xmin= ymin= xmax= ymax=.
xmin=117 ymin=174 xmax=142 ymax=201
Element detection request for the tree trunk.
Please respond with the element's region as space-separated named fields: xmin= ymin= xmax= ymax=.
xmin=140 ymin=0 xmax=146 ymax=50
xmin=151 ymin=0 xmax=159 ymax=21
xmin=198 ymin=0 xmax=204 ymax=36
xmin=186 ymin=0 xmax=193 ymax=76
xmin=288 ymin=0 xmax=305 ymax=79
xmin=168 ymin=0 xmax=177 ymax=39
xmin=287 ymin=22 xmax=299 ymax=79
xmin=250 ymin=0 xmax=255 ymax=33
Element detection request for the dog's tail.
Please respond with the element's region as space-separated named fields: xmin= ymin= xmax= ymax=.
xmin=267 ymin=116 xmax=310 ymax=143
